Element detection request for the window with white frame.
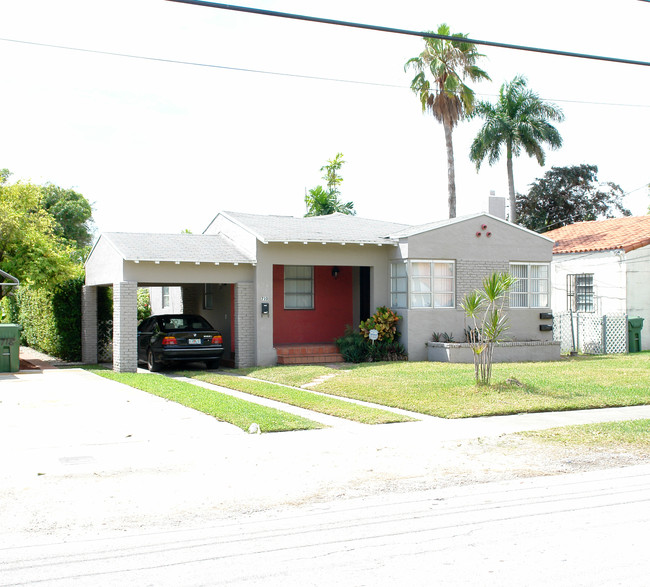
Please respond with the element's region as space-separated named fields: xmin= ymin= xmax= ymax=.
xmin=390 ymin=262 xmax=407 ymax=308
xmin=161 ymin=286 xmax=170 ymax=309
xmin=391 ymin=260 xmax=455 ymax=309
xmin=284 ymin=265 xmax=314 ymax=309
xmin=509 ymin=263 xmax=549 ymax=308
xmin=567 ymin=273 xmax=594 ymax=312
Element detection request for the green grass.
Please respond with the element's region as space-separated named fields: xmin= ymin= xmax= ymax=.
xmin=521 ymin=419 xmax=650 ymax=449
xmin=228 ymin=354 xmax=650 ymax=418
xmin=181 ymin=371 xmax=415 ymax=425
xmin=85 ymin=367 xmax=324 ymax=433
xmin=229 ymin=365 xmax=336 ymax=388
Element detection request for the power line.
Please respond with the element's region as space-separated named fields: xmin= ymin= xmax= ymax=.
xmin=167 ymin=0 xmax=650 ymax=67
xmin=0 ymin=36 xmax=404 ymax=88
xmin=1 ymin=37 xmax=648 ymax=110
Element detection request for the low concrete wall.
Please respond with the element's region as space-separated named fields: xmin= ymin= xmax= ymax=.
xmin=427 ymin=341 xmax=561 ymax=363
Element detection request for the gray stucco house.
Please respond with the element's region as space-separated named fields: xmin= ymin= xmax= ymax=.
xmin=83 ymin=210 xmax=554 ymax=372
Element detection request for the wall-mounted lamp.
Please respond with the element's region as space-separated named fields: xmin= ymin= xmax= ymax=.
xmin=332 ymin=266 xmax=340 ymax=279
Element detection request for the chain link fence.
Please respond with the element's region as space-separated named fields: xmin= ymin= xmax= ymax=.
xmin=553 ymin=312 xmax=628 ymax=354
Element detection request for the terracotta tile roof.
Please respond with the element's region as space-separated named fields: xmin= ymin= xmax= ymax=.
xmin=545 ymin=216 xmax=650 ymax=254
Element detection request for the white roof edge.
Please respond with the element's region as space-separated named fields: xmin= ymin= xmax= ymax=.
xmin=265 ymin=237 xmax=398 ymax=245
xmin=480 ymin=213 xmax=555 ymax=243
xmin=389 ymin=212 xmax=554 ymax=243
xmin=209 ymin=211 xmax=267 ymax=243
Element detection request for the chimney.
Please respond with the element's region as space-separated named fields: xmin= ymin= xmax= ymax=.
xmin=489 ymin=192 xmax=506 ymax=219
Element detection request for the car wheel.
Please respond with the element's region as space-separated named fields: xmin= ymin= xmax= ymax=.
xmin=205 ymin=359 xmax=220 ymax=369
xmin=147 ymin=349 xmax=161 ymax=372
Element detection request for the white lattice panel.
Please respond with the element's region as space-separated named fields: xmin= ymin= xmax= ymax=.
xmin=553 ymin=313 xmax=627 ymax=355
xmin=603 ymin=314 xmax=628 ymax=354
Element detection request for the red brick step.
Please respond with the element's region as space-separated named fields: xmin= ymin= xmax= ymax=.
xmin=275 ymin=343 xmax=343 ymax=365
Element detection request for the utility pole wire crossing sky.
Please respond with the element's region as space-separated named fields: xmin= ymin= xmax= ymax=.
xmin=167 ymin=0 xmax=650 ymax=67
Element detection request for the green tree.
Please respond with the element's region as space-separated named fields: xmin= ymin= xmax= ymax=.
xmin=405 ymin=24 xmax=489 ymax=219
xmin=516 ymin=164 xmax=631 ymax=233
xmin=40 ymin=184 xmax=94 ymax=250
xmin=470 ymin=75 xmax=564 ymax=224
xmin=0 ymin=173 xmax=80 ymax=300
xmin=304 ymin=153 xmax=355 ymax=216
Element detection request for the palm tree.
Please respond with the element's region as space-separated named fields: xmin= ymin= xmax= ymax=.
xmin=469 ymin=75 xmax=564 ymax=224
xmin=405 ymin=24 xmax=489 ymax=218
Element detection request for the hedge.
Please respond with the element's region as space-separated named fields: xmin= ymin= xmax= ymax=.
xmin=3 ymin=276 xmax=84 ymax=361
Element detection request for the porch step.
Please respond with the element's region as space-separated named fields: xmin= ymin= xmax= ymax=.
xmin=275 ymin=343 xmax=344 ymax=365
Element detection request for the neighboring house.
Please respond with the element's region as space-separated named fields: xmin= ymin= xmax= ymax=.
xmin=149 ymin=285 xmax=183 ymax=314
xmin=83 ymin=210 xmax=554 ymax=372
xmin=545 ymin=216 xmax=650 ymax=351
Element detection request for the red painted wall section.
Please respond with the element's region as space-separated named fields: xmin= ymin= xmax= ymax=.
xmin=273 ymin=265 xmax=353 ymax=344
xmin=230 ymin=284 xmax=235 ymax=353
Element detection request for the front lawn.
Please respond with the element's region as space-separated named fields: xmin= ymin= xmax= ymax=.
xmin=182 ymin=371 xmax=415 ymax=425
xmin=86 ymin=368 xmax=324 ymax=433
xmin=521 ymin=419 xmax=650 ymax=449
xmin=228 ymin=354 xmax=650 ymax=418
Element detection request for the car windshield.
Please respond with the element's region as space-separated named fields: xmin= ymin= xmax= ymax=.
xmin=161 ymin=316 xmax=213 ymax=331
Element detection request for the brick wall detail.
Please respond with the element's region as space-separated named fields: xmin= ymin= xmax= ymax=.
xmin=113 ymin=281 xmax=138 ymax=373
xmin=455 ymin=259 xmax=509 ymax=307
xmin=81 ymin=285 xmax=98 ymax=364
xmin=234 ymin=282 xmax=255 ymax=367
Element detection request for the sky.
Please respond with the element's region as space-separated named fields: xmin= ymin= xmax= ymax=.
xmin=0 ymin=0 xmax=648 ymax=236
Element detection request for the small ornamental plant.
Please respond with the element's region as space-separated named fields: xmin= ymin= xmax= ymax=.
xmin=461 ymin=271 xmax=517 ymax=386
xmin=359 ymin=306 xmax=401 ymax=343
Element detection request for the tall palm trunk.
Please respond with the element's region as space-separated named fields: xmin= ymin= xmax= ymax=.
xmin=506 ymin=141 xmax=516 ymax=224
xmin=444 ymin=121 xmax=456 ymax=218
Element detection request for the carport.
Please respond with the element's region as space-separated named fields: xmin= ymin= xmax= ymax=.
xmin=83 ymin=232 xmax=257 ymax=372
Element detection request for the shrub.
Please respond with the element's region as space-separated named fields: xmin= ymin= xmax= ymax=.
xmin=337 ymin=311 xmax=408 ymax=363
xmin=336 ymin=327 xmax=369 ymax=363
xmin=0 ymin=294 xmax=20 ymax=324
xmin=359 ymin=306 xmax=401 ymax=342
xmin=137 ymin=288 xmax=151 ymax=322
xmin=10 ymin=276 xmax=84 ymax=361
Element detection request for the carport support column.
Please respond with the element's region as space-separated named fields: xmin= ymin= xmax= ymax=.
xmin=113 ymin=281 xmax=138 ymax=373
xmin=81 ymin=285 xmax=98 ymax=364
xmin=234 ymin=281 xmax=255 ymax=367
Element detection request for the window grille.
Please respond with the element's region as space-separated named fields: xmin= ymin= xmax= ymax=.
xmin=567 ymin=273 xmax=594 ymax=312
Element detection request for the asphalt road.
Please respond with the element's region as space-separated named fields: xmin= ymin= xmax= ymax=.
xmin=2 ymin=465 xmax=650 ymax=586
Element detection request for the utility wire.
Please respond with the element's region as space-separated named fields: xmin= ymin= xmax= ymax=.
xmin=166 ymin=0 xmax=650 ymax=67
xmin=1 ymin=37 xmax=648 ymax=110
xmin=0 ymin=36 xmax=403 ymax=88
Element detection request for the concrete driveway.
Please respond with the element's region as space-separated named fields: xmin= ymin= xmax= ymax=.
xmin=2 ymin=367 xmax=650 ymax=584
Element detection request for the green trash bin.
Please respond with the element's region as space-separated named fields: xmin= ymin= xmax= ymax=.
xmin=628 ymin=317 xmax=644 ymax=353
xmin=0 ymin=323 xmax=21 ymax=372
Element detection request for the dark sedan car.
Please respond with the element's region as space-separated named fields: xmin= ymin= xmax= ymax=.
xmin=137 ymin=314 xmax=224 ymax=372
